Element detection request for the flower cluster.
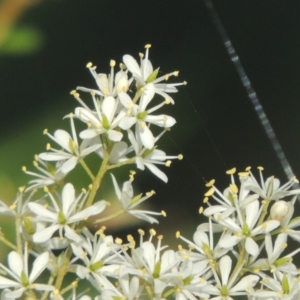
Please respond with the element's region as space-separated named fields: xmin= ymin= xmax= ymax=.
xmin=0 ymin=46 xmax=300 ymax=300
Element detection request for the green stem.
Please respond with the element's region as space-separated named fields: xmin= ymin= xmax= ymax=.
xmin=85 ymin=150 xmax=110 ymax=208
xmin=41 ymin=274 xmax=55 ymax=300
xmin=230 ymin=241 xmax=247 ymax=283
xmin=0 ymin=234 xmax=17 ymax=250
xmin=92 ymin=209 xmax=125 ymax=224
xmin=54 ymin=247 xmax=72 ymax=291
xmin=79 ymin=159 xmax=95 ymax=181
xmin=257 ymin=199 xmax=270 ymax=226
xmin=107 ymin=157 xmax=135 ymax=170
xmin=15 ymin=215 xmax=22 ymax=254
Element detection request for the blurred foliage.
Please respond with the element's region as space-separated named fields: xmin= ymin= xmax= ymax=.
xmin=0 ymin=26 xmax=44 ymax=55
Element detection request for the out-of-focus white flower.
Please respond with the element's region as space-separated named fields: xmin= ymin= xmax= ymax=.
xmin=28 ymin=183 xmax=106 ymax=243
xmin=243 ymin=166 xmax=300 ymax=201
xmin=39 ymin=115 xmax=101 ymax=174
xmin=0 ymin=246 xmax=53 ymax=298
xmin=23 ymin=157 xmax=65 ymax=191
xmin=123 ymin=44 xmax=186 ymax=103
xmin=111 ymin=173 xmax=164 ymax=224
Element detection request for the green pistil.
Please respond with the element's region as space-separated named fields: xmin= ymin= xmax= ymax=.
xmin=220 ymin=285 xmax=229 ymax=297
xmin=137 ymin=111 xmax=148 ymax=120
xmin=46 ymin=162 xmax=56 ymax=175
xmin=242 ymin=223 xmax=251 ymax=237
xmin=282 ymin=274 xmax=290 ymax=294
xmin=23 ymin=217 xmax=35 ymax=235
xmin=131 ymin=193 xmax=142 ymax=205
xmin=274 ymin=257 xmax=290 ymax=267
xmin=202 ymin=242 xmax=213 ymax=257
xmin=153 ymin=261 xmax=161 ymax=279
xmin=183 ymin=275 xmax=194 ymax=285
xmin=20 ymin=271 xmax=29 ymax=287
xmin=142 ymin=147 xmax=155 ymax=158
xmin=146 ymin=67 xmax=160 ymax=83
xmin=90 ymin=260 xmax=104 ymax=272
xmin=58 ymin=211 xmax=67 ymax=224
xmin=102 ymin=114 xmax=110 ymax=130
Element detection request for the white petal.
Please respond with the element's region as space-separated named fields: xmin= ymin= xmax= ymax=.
xmin=139 ymin=83 xmax=155 ymax=111
xmin=54 ymin=130 xmax=72 ymax=152
xmin=69 ymin=201 xmax=106 ymax=222
xmin=123 ymin=55 xmax=142 ymax=77
xmin=144 ymin=162 xmax=167 ymax=182
xmin=245 ymin=237 xmax=259 ymax=256
xmin=107 ymin=129 xmax=123 ymax=142
xmin=230 ymin=275 xmax=259 ymax=292
xmin=61 ymin=157 xmax=78 ymax=174
xmin=119 ymin=116 xmax=136 ymax=130
xmin=64 ymin=225 xmax=82 ymax=243
xmin=109 ymin=142 xmax=128 ymax=163
xmin=102 ymin=96 xmax=116 ymax=122
xmin=118 ymin=92 xmax=134 ymax=108
xmin=219 ymin=255 xmax=232 ymax=285
xmin=0 ymin=276 xmax=20 ymax=288
xmin=138 ymin=125 xmax=155 ymax=149
xmin=75 ymin=107 xmax=100 ymax=125
xmin=246 ymin=200 xmax=259 ymax=230
xmin=39 ymin=152 xmax=71 ymax=161
xmin=80 ymin=129 xmax=103 ymax=139
xmin=27 ymin=203 xmax=57 ymax=221
xmin=5 ymin=287 xmax=25 ymax=298
xmin=29 ymin=252 xmax=49 ymax=282
xmin=145 ymin=114 xmax=176 ymax=127
xmin=32 ymin=225 xmax=60 ymax=243
xmin=62 ymin=183 xmax=75 ymax=216
xmin=8 ymin=252 xmax=23 ymax=277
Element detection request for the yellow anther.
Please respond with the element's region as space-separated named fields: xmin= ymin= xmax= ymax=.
xmin=176 ymin=231 xmax=180 ymax=238
xmin=44 ymin=186 xmax=49 ymax=193
xmin=22 ymin=166 xmax=27 ymax=172
xmin=204 ymin=188 xmax=214 ymax=197
xmin=161 ymin=210 xmax=166 ymax=217
xmin=139 ymin=52 xmax=144 ymax=58
xmin=205 ymin=179 xmax=215 ymax=187
xmin=43 ymin=129 xmax=48 ymax=135
xmin=203 ymin=197 xmax=209 ymax=203
xmin=110 ymin=60 xmax=116 ymax=67
xmin=178 ymin=244 xmax=182 ymax=250
xmin=70 ymin=90 xmax=77 ymax=95
xmin=183 ymin=81 xmax=187 ymax=85
xmin=164 ymin=74 xmax=169 ymax=81
xmin=226 ymin=167 xmax=236 ymax=175
xmin=46 ymin=143 xmax=51 ymax=150
xmin=199 ymin=206 xmax=204 ymax=214
xmin=88 ymin=184 xmax=93 ymax=190
xmin=138 ymin=229 xmax=145 ymax=235
xmin=81 ymin=188 xmax=86 ymax=193
xmin=145 ymin=44 xmax=151 ymax=49
xmin=33 ymin=161 xmax=38 ymax=167
xmin=257 ymin=166 xmax=264 ymax=171
xmin=86 ymin=62 xmax=93 ymax=68
xmin=34 ymin=154 xmax=39 ymax=161
xmin=173 ymin=71 xmax=179 ymax=76
xmin=282 ymin=243 xmax=288 ymax=249
xmin=127 ymin=234 xmax=134 ymax=242
xmin=157 ymin=235 xmax=163 ymax=240
xmin=18 ymin=186 xmax=25 ymax=192
xmin=9 ymin=204 xmax=16 ymax=210
xmin=165 ymin=160 xmax=172 ymax=167
xmin=149 ymin=228 xmax=156 ymax=236
xmin=238 ymin=172 xmax=249 ymax=177
xmin=178 ymin=154 xmax=183 ymax=160
xmin=246 ymin=166 xmax=251 ymax=171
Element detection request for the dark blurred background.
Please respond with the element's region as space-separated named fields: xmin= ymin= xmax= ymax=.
xmin=0 ymin=0 xmax=300 ymax=250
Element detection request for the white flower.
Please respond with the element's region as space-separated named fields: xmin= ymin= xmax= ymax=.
xmin=127 ymin=129 xmax=181 ymax=182
xmin=118 ymin=83 xmax=176 ymax=149
xmin=39 ymin=115 xmax=101 ymax=174
xmin=28 ymin=183 xmax=106 ymax=243
xmin=75 ymin=95 xmax=126 ymax=142
xmin=217 ymin=200 xmax=280 ymax=256
xmin=0 ymin=246 xmax=53 ymax=298
xmin=123 ymin=44 xmax=186 ymax=103
xmin=77 ymin=60 xmax=129 ymax=97
xmin=243 ymin=167 xmax=300 ymax=201
xmin=23 ymin=158 xmax=65 ymax=191
xmin=111 ymin=173 xmax=164 ymax=223
xmin=202 ymin=255 xmax=259 ymax=300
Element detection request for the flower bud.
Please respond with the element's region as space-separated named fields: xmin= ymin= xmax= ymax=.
xmin=270 ymin=200 xmax=289 ymax=221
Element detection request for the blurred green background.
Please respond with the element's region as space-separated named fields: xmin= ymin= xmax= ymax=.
xmin=0 ymin=0 xmax=300 ymax=255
